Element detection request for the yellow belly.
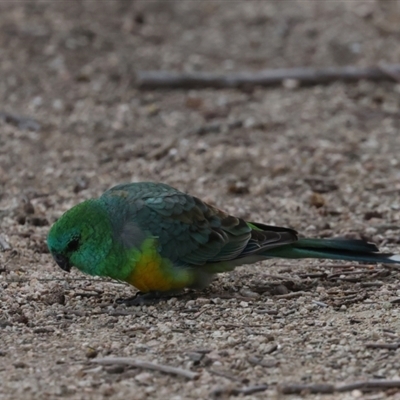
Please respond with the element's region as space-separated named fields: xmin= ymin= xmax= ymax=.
xmin=125 ymin=240 xmax=191 ymax=292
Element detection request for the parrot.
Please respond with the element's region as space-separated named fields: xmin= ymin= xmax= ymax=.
xmin=47 ymin=181 xmax=400 ymax=304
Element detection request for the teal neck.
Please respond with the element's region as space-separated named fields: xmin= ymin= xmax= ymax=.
xmin=97 ymin=241 xmax=138 ymax=281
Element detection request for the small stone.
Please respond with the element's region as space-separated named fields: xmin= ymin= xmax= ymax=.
xmin=244 ymin=117 xmax=256 ymax=128
xmin=310 ymin=192 xmax=326 ymax=208
xmin=105 ymin=365 xmax=125 ymax=374
xmin=282 ymin=78 xmax=299 ymax=89
xmin=43 ymin=286 xmax=65 ymax=305
xmin=187 ymin=352 xmax=204 ymax=362
xmin=185 ymin=96 xmax=203 ymax=110
xmin=146 ymin=104 xmax=160 ymax=117
xmin=27 ymin=217 xmax=49 ymax=227
xmin=0 ymin=319 xmax=12 ymax=328
xmin=382 ymin=302 xmax=392 ymax=310
xmin=212 ymin=331 xmax=223 ymax=338
xmin=102 ymin=386 xmax=115 ymax=397
xmin=23 ymin=201 xmax=35 ymax=215
xmin=16 ymin=215 xmax=26 ymax=225
xmin=135 ymin=372 xmax=152 ymax=383
xmin=134 ymin=12 xmax=145 ymax=24
xmin=274 ymin=284 xmax=289 ymax=295
xmin=14 ymin=314 xmax=29 ymax=325
xmin=364 ymin=210 xmax=383 ymax=220
xmin=73 ymin=176 xmax=90 ymax=193
xmin=239 ymin=288 xmax=260 ymax=298
xmin=85 ymin=348 xmax=98 ymax=359
xmin=14 ymin=362 xmax=27 ymax=368
xmin=194 ymin=122 xmax=221 ymax=135
xmin=351 ymin=389 xmax=363 ymax=398
xmin=52 ymin=99 xmax=64 ymax=111
xmin=227 ymin=181 xmax=249 ymax=194
xmin=196 ymin=298 xmax=210 ymax=305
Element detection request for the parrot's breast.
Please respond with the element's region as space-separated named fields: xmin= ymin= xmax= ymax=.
xmin=125 ymin=239 xmax=193 ymax=292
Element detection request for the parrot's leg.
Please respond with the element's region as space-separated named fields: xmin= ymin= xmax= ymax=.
xmin=116 ymin=290 xmax=185 ymax=306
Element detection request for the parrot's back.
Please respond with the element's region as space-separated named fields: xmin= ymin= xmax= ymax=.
xmin=100 ymin=182 xmax=299 ymax=267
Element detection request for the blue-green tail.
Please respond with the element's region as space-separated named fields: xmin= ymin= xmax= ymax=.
xmin=262 ymin=238 xmax=400 ymax=264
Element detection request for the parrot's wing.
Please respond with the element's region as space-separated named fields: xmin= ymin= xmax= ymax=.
xmin=102 ymin=182 xmax=298 ymax=266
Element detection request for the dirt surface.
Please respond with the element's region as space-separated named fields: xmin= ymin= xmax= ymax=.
xmin=2 ymin=1 xmax=400 ymax=399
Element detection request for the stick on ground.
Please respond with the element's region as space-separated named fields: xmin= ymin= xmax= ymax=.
xmin=279 ymin=379 xmax=400 ymax=395
xmin=91 ymin=357 xmax=199 ymax=380
xmin=336 ymin=379 xmax=400 ymax=392
xmin=211 ymin=384 xmax=268 ymax=398
xmin=136 ymin=64 xmax=400 ymax=90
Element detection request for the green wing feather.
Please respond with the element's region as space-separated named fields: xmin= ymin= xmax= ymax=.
xmin=101 ymin=182 xmax=298 ymax=267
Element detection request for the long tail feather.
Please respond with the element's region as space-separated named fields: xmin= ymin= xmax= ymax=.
xmin=261 ymin=238 xmax=400 ymax=264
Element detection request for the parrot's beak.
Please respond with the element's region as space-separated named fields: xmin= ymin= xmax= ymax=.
xmin=53 ymin=253 xmax=71 ymax=272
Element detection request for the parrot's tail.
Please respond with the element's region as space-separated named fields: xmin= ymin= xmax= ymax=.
xmin=261 ymin=238 xmax=400 ymax=264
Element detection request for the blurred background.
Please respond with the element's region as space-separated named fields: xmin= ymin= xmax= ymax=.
xmin=2 ymin=1 xmax=400 ymax=398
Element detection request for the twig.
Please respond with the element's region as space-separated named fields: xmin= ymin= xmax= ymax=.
xmin=330 ymin=293 xmax=360 ymax=301
xmin=275 ymin=291 xmax=308 ymax=299
xmin=91 ymin=357 xmax=199 ymax=380
xmin=5 ymin=277 xmax=109 ymax=283
xmin=336 ymin=379 xmax=400 ymax=392
xmin=0 ymin=111 xmax=41 ymax=131
xmin=136 ymin=65 xmax=400 ymax=90
xmin=279 ymin=379 xmax=400 ymax=395
xmin=382 ymin=329 xmax=399 ymax=339
xmin=72 ymin=291 xmax=102 ymax=298
xmin=211 ymin=384 xmax=268 ymax=398
xmin=209 ymin=369 xmax=240 ymax=382
xmin=312 ymin=300 xmax=329 ymax=308
xmin=185 ymin=348 xmax=212 ymax=355
xmin=254 ymin=308 xmax=279 ymax=315
xmin=360 ymin=281 xmax=384 ymax=288
xmin=331 ymin=292 xmax=368 ymax=307
xmin=239 ymin=385 xmax=269 ymax=395
xmin=365 ymin=342 xmax=400 ymax=350
xmin=379 ymin=63 xmax=400 ymax=83
xmin=326 ymin=264 xmax=372 ymax=269
xmin=327 ymin=269 xmax=382 ymax=280
xmin=298 ymin=272 xmax=327 ymax=279
xmin=147 ymin=138 xmax=177 ymax=160
xmin=0 ymin=235 xmax=11 ymax=251
xmin=279 ymin=383 xmax=335 ymax=394
xmin=187 ymin=306 xmax=212 ymax=320
xmin=378 ymin=187 xmax=400 ymax=195
xmin=248 ymin=356 xmax=279 ymax=368
xmin=272 ymin=263 xmax=365 ymax=270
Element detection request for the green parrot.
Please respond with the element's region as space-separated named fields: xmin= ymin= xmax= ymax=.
xmin=47 ymin=182 xmax=400 ymax=304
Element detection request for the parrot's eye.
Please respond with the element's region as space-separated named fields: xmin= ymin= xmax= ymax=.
xmin=66 ymin=236 xmax=81 ymax=253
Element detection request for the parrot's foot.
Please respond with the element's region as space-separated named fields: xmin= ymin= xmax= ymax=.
xmin=116 ymin=290 xmax=185 ymax=306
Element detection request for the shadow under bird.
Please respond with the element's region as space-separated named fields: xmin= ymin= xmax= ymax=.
xmin=47 ymin=182 xmax=400 ymax=304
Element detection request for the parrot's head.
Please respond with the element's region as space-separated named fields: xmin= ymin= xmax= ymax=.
xmin=47 ymin=199 xmax=114 ymax=276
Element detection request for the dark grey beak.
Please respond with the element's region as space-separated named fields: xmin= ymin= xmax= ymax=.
xmin=53 ymin=253 xmax=71 ymax=272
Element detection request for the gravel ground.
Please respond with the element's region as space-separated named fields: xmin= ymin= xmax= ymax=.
xmin=1 ymin=1 xmax=400 ymax=399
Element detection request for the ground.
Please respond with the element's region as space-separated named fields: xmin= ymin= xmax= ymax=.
xmin=1 ymin=1 xmax=400 ymax=399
